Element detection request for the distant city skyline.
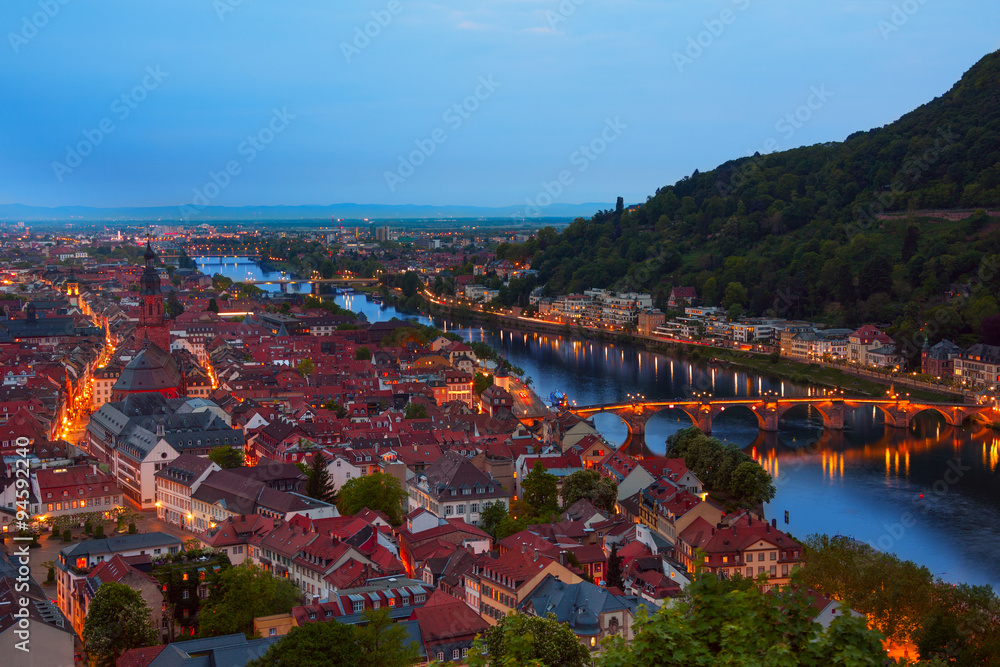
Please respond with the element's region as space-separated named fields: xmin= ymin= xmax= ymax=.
xmin=1 ymin=1 xmax=998 ymax=211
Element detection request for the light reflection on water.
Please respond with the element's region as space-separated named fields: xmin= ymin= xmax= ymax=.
xmin=204 ymin=258 xmax=1000 ymax=589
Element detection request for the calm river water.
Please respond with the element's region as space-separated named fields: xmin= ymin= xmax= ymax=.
xmin=199 ymin=257 xmax=1000 ymax=589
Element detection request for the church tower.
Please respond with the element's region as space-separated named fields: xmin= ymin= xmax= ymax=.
xmin=140 ymin=242 xmax=164 ymax=328
xmin=131 ymin=241 xmax=171 ymax=352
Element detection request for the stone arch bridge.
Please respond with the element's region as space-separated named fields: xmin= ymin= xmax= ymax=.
xmin=569 ymin=397 xmax=998 ymax=450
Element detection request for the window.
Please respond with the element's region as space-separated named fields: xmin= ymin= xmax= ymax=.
xmin=353 ymin=600 xmax=364 ymax=613
xmin=770 ymin=565 xmax=777 ymax=577
xmin=269 ymin=628 xmax=276 ymax=636
xmin=462 ymin=648 xmax=469 ymax=658
xmin=456 ymin=505 xmax=465 ymax=514
xmin=471 ymin=503 xmax=478 ymax=513
xmin=47 ymin=503 xmax=53 ymax=512
xmin=770 ymin=552 xmax=776 ymax=561
xmin=437 ymin=653 xmax=444 ymax=662
xmin=444 ymin=506 xmax=453 ymax=516
xmin=453 ymin=649 xmax=460 ymax=660
xmin=182 ymin=590 xmax=189 ymax=599
xmin=463 ymin=488 xmax=471 ymax=495
xmin=373 ymin=600 xmax=380 ymax=609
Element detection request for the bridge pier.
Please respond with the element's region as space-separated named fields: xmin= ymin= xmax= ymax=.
xmin=312 ymin=282 xmax=321 ymax=296
xmin=280 ymin=282 xmax=288 ymax=293
xmin=695 ymin=406 xmax=713 ymax=435
xmin=822 ymin=402 xmax=845 ymax=430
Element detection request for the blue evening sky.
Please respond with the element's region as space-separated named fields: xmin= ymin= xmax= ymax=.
xmin=1 ymin=1 xmax=998 ymax=209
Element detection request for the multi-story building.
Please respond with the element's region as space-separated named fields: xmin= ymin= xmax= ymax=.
xmin=154 ymin=453 xmax=221 ymax=529
xmin=36 ymin=465 xmax=123 ymax=519
xmin=953 ymin=343 xmax=1000 ymax=388
xmin=467 ymin=547 xmax=583 ymax=624
xmin=55 ymin=532 xmax=183 ymax=623
xmin=921 ymin=339 xmax=964 ymax=378
xmin=849 ymin=325 xmax=895 ymax=366
xmin=677 ymin=513 xmax=803 ymax=590
xmin=636 ymin=309 xmax=666 ymax=336
xmin=407 ymin=451 xmax=510 ymax=526
xmin=519 ymin=575 xmax=644 ymax=653
xmin=86 ymin=392 xmax=242 ymax=509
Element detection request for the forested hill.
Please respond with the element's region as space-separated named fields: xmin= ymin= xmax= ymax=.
xmin=512 ymin=49 xmax=1000 ymax=355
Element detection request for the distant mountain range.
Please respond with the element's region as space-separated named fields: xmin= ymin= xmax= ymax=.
xmin=0 ymin=201 xmax=612 ymax=223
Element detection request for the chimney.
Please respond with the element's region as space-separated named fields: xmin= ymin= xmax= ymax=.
xmin=92 ymin=463 xmax=97 ymax=476
xmin=521 ymin=544 xmax=526 ymax=554
xmin=558 ymin=551 xmax=567 ymax=567
xmin=533 ymin=549 xmax=540 ymax=562
xmin=771 ymin=518 xmax=777 ymax=528
xmin=766 ymin=525 xmax=771 ymax=534
xmin=312 ymin=595 xmax=319 ymax=605
xmin=156 ymin=422 xmax=165 ymax=438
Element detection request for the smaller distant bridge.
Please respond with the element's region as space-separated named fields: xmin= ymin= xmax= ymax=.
xmin=569 ymin=397 xmax=998 ymax=450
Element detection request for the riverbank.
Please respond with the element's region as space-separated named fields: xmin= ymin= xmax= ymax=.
xmin=415 ymin=296 xmax=965 ymax=404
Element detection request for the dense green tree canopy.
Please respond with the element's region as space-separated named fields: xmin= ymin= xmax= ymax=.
xmin=510 ymin=52 xmax=1000 ymax=361
xmin=521 ymin=461 xmax=559 ymax=516
xmin=198 ymin=563 xmax=302 ymax=638
xmin=208 ymin=445 xmax=244 ymax=469
xmin=336 ymin=471 xmax=407 ymax=525
xmin=559 ymin=469 xmax=617 ymax=514
xmin=600 ymin=573 xmax=890 ymax=667
xmin=82 ymin=582 xmax=159 ymax=665
xmin=469 ymin=612 xmax=591 ymax=667
xmin=666 ymin=428 xmax=775 ymax=505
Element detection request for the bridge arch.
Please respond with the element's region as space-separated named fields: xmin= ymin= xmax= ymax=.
xmin=909 ymin=406 xmax=960 ymax=427
xmin=577 ymin=409 xmax=635 ymax=448
xmin=644 ymin=405 xmax=702 ymax=430
xmin=775 ymin=402 xmax=829 ymax=429
xmin=706 ymin=403 xmax=766 ymax=431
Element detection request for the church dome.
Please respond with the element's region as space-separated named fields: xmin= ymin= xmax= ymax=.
xmin=112 ymin=343 xmax=182 ymax=396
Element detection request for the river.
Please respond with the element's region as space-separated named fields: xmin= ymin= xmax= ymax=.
xmin=199 ymin=256 xmax=1000 ymax=589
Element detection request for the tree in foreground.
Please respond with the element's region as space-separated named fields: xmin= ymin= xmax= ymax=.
xmin=82 ymin=582 xmax=158 ymax=666
xmin=304 ymin=451 xmax=336 ymax=503
xmin=468 ymin=611 xmax=590 ymax=667
xmin=356 ymin=607 xmax=421 ymax=667
xmin=800 ymin=534 xmax=935 ymax=646
xmin=914 ymin=581 xmax=1000 ymax=664
xmin=560 ymin=469 xmax=618 ymax=514
xmin=198 ymin=563 xmax=302 ymax=638
xmin=248 ymin=619 xmax=359 ymax=667
xmin=336 ymin=471 xmax=407 ymax=525
xmin=209 ymin=445 xmax=244 ymax=469
xmin=599 ymin=573 xmax=889 ymax=667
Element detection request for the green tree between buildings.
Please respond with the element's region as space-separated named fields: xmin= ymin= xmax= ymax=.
xmin=165 ymin=290 xmax=184 ymax=318
xmin=521 ymin=461 xmax=559 ymax=516
xmin=403 ymin=402 xmax=428 ymax=420
xmin=209 ymin=445 xmax=244 ymax=469
xmin=305 ymin=451 xmax=337 ymax=504
xmin=198 ymin=563 xmax=303 ymax=638
xmin=468 ymin=611 xmax=590 ymax=667
xmin=297 ymin=358 xmax=315 ymax=386
xmin=249 ymin=619 xmax=359 ymax=667
xmin=321 ymin=399 xmax=348 ymax=418
xmin=473 ymin=372 xmax=493 ymax=396
xmin=354 ymin=345 xmax=371 ymax=361
xmin=666 ymin=427 xmax=775 ymax=505
xmin=607 ymin=542 xmax=624 ymax=590
xmin=206 ymin=297 xmax=219 ymax=313
xmin=82 ymin=582 xmax=158 ymax=666
xmin=336 ymin=471 xmax=407 ymax=526
xmin=560 ymin=469 xmax=618 ymax=514
xmin=248 ymin=608 xmax=418 ymax=667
